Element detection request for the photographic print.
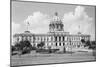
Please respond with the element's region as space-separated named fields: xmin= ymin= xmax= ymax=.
xmin=11 ymin=0 xmax=96 ymax=67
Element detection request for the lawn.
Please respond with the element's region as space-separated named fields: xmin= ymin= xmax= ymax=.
xmin=11 ymin=50 xmax=96 ymax=66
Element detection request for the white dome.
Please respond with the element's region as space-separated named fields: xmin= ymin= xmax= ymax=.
xmin=51 ymin=12 xmax=62 ymax=23
xmin=52 ymin=16 xmax=61 ymax=21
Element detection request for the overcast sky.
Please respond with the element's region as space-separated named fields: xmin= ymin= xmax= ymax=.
xmin=12 ymin=1 xmax=96 ymax=41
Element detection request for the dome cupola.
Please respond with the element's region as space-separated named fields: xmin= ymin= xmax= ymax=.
xmin=49 ymin=12 xmax=64 ymax=32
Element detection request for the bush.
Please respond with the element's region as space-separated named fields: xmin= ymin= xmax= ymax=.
xmin=14 ymin=40 xmax=32 ymax=55
xmin=36 ymin=48 xmax=59 ymax=53
xmin=31 ymin=46 xmax=37 ymax=50
xmin=37 ymin=42 xmax=45 ymax=49
xmin=11 ymin=45 xmax=17 ymax=52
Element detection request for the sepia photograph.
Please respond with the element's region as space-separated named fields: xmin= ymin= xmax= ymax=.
xmin=11 ymin=0 xmax=96 ymax=67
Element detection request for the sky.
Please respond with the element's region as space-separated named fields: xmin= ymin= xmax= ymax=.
xmin=11 ymin=1 xmax=96 ymax=41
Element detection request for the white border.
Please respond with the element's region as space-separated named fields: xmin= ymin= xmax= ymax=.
xmin=0 ymin=0 xmax=99 ymax=67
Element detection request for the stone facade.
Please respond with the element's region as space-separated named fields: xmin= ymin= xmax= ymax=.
xmin=13 ymin=12 xmax=90 ymax=50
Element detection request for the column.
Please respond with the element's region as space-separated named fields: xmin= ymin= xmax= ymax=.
xmin=36 ymin=37 xmax=37 ymax=41
xmin=44 ymin=36 xmax=47 ymax=42
xmin=22 ymin=36 xmax=23 ymax=41
xmin=31 ymin=36 xmax=33 ymax=42
xmin=61 ymin=42 xmax=63 ymax=46
xmin=35 ymin=43 xmax=37 ymax=47
xmin=39 ymin=36 xmax=41 ymax=41
xmin=57 ymin=42 xmax=59 ymax=46
xmin=57 ymin=36 xmax=59 ymax=41
xmin=42 ymin=37 xmax=44 ymax=41
xmin=19 ymin=36 xmax=21 ymax=41
xmin=27 ymin=36 xmax=29 ymax=41
xmin=28 ymin=36 xmax=30 ymax=41
xmin=52 ymin=36 xmax=54 ymax=41
xmin=65 ymin=36 xmax=67 ymax=41
xmin=61 ymin=37 xmax=62 ymax=41
xmin=30 ymin=36 xmax=31 ymax=41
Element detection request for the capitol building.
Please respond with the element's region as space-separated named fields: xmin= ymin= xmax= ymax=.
xmin=13 ymin=12 xmax=90 ymax=50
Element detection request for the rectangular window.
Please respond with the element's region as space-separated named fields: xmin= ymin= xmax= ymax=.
xmin=63 ymin=37 xmax=64 ymax=41
xmin=59 ymin=43 xmax=61 ymax=46
xmin=63 ymin=43 xmax=65 ymax=46
xmin=56 ymin=43 xmax=57 ymax=46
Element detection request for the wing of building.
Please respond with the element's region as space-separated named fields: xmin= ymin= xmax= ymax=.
xmin=13 ymin=12 xmax=90 ymax=50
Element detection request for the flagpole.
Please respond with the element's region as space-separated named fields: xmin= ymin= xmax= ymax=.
xmin=79 ymin=25 xmax=80 ymax=33
xmin=25 ymin=21 xmax=30 ymax=32
xmin=27 ymin=22 xmax=28 ymax=31
xmin=78 ymin=24 xmax=81 ymax=34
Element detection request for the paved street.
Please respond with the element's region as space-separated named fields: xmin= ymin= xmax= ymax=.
xmin=11 ymin=51 xmax=96 ymax=66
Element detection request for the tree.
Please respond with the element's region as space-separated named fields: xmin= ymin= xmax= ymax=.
xmin=86 ymin=40 xmax=91 ymax=47
xmin=14 ymin=40 xmax=32 ymax=55
xmin=90 ymin=41 xmax=96 ymax=49
xmin=24 ymin=40 xmax=32 ymax=49
xmin=11 ymin=45 xmax=16 ymax=52
xmin=91 ymin=41 xmax=96 ymax=45
xmin=48 ymin=46 xmax=52 ymax=53
xmin=63 ymin=46 xmax=66 ymax=53
xmin=81 ymin=39 xmax=86 ymax=47
xmin=15 ymin=42 xmax=22 ymax=51
xmin=81 ymin=39 xmax=85 ymax=43
xmin=37 ymin=42 xmax=45 ymax=49
xmin=14 ymin=42 xmax=22 ymax=56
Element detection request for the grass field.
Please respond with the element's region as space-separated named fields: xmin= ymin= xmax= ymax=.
xmin=11 ymin=50 xmax=96 ymax=66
